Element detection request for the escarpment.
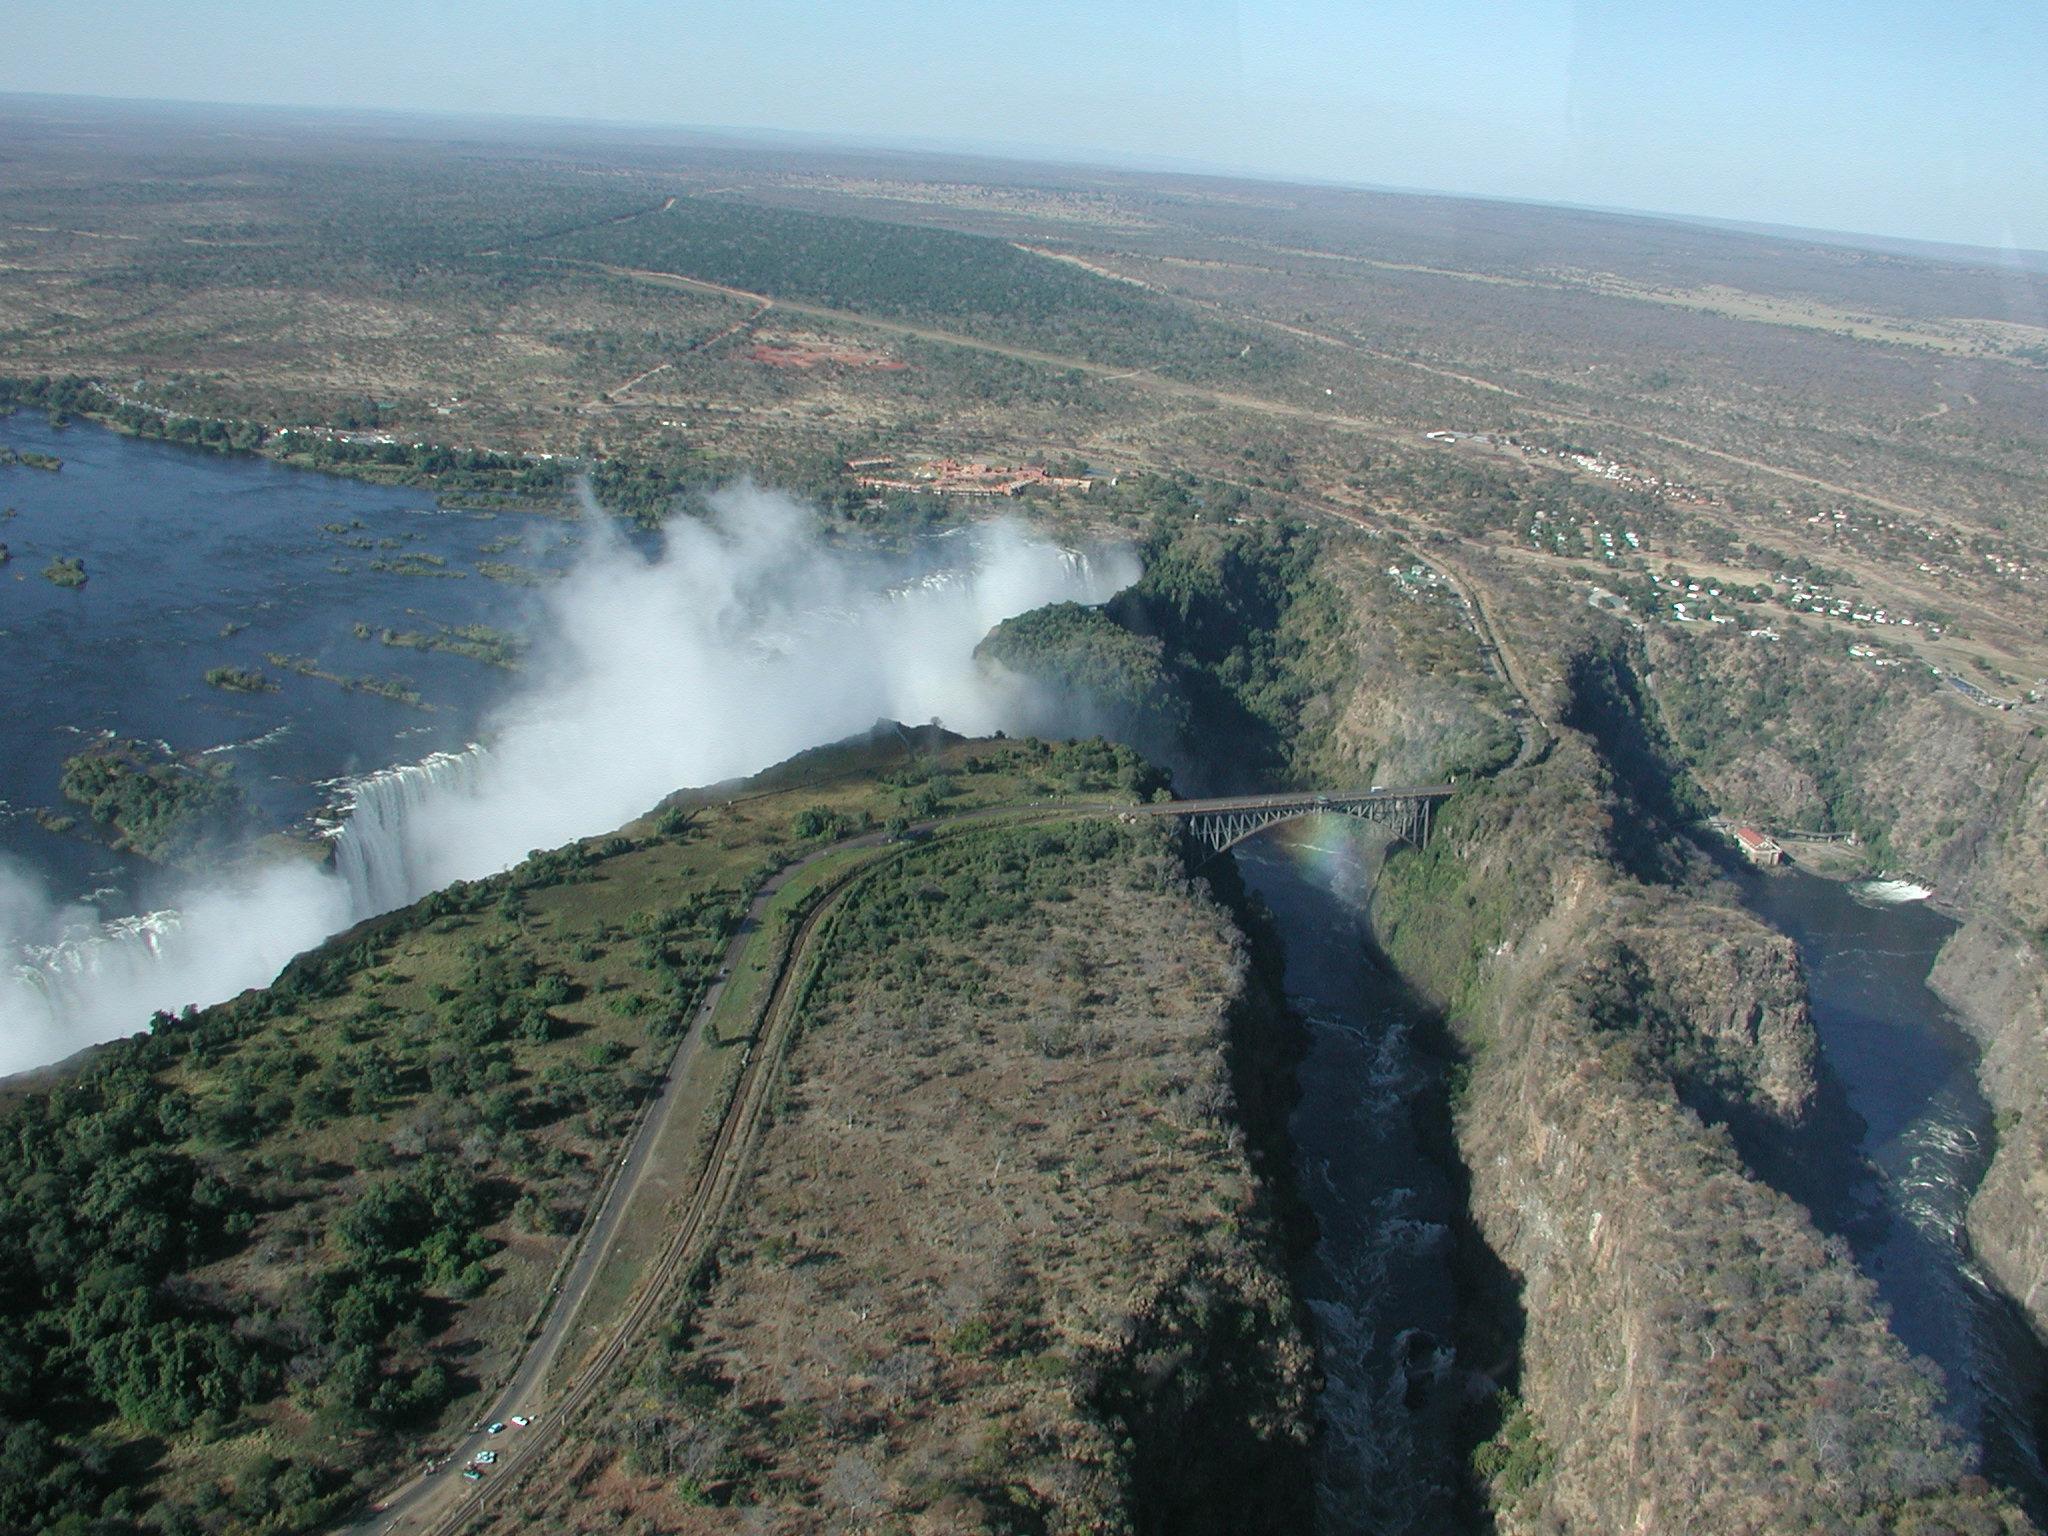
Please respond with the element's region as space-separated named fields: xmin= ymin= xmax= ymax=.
xmin=1633 ymin=617 xmax=2048 ymax=1345
xmin=1371 ymin=726 xmax=2028 ymax=1532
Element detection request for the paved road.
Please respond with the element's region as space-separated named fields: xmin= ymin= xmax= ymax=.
xmin=348 ymin=831 xmax=887 ymax=1535
xmin=343 ymin=788 xmax=1454 ymax=1532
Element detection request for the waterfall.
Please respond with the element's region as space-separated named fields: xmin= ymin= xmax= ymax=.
xmin=0 ymin=746 xmax=484 ymax=1074
xmin=326 ymin=746 xmax=490 ymax=918
xmin=1 ymin=860 xmax=351 ymax=1076
xmin=12 ymin=909 xmax=183 ymax=1019
xmin=2 ymin=505 xmax=1140 ymax=1076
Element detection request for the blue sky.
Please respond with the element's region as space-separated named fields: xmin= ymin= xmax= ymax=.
xmin=8 ymin=1 xmax=2045 ymax=249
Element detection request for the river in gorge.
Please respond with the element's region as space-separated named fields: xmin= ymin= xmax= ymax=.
xmin=1232 ymin=810 xmax=2048 ymax=1529
xmin=1233 ymin=819 xmax=1473 ymax=1533
xmin=1742 ymin=867 xmax=2048 ymax=1517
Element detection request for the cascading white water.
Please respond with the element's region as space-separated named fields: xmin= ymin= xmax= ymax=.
xmin=0 ymin=497 xmax=1140 ymax=1077
xmin=11 ymin=909 xmax=183 ymax=1019
xmin=327 ymin=747 xmax=490 ymax=918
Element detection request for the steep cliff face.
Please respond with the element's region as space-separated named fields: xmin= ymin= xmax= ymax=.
xmin=1934 ymin=924 xmax=2048 ymax=1327
xmin=1635 ymin=619 xmax=2048 ymax=1341
xmin=1609 ymin=898 xmax=1817 ymax=1124
xmin=1371 ymin=735 xmax=2027 ymax=1533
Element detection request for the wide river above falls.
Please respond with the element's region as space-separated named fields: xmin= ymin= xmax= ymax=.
xmin=0 ymin=412 xmax=1130 ymax=1073
xmin=0 ymin=412 xmax=571 ymax=906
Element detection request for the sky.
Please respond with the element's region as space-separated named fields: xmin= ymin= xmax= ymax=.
xmin=7 ymin=0 xmax=2046 ymax=250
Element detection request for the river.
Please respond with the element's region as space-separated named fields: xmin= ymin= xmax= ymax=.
xmin=1234 ymin=820 xmax=1472 ymax=1534
xmin=1742 ymin=868 xmax=2048 ymax=1515
xmin=0 ymin=410 xmax=560 ymax=905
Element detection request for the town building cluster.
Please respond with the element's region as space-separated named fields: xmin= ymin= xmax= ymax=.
xmin=849 ymin=456 xmax=1094 ymax=498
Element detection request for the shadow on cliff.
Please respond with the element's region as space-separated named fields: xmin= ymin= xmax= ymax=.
xmin=1556 ymin=643 xmax=1902 ymax=1262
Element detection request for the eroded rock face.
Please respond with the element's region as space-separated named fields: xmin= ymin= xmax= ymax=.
xmin=1615 ymin=899 xmax=1818 ymax=1123
xmin=1934 ymin=923 xmax=2048 ymax=1328
xmin=1370 ymin=743 xmax=2026 ymax=1533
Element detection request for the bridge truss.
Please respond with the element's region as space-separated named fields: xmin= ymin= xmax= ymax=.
xmin=1174 ymin=790 xmax=1448 ymax=856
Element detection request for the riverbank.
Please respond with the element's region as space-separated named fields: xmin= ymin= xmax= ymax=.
xmin=2 ymin=382 xmax=586 ymax=513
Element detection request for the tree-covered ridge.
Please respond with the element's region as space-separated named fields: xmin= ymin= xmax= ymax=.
xmin=0 ymin=735 xmax=1173 ymax=1536
xmin=977 ymin=601 xmax=1192 ymax=765
xmin=991 ymin=490 xmax=1362 ymax=789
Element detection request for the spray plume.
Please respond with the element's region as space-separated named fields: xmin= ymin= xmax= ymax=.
xmin=1 ymin=485 xmax=1136 ymax=1074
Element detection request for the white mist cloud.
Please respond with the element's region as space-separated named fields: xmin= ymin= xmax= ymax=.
xmin=0 ymin=485 xmax=1135 ymax=1075
xmin=0 ymin=854 xmax=352 ymax=1076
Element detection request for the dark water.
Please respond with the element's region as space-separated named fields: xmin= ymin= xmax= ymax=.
xmin=1233 ymin=824 xmax=2048 ymax=1529
xmin=1742 ymin=868 xmax=2048 ymax=1512
xmin=1235 ymin=822 xmax=1470 ymax=1534
xmin=0 ymin=413 xmax=562 ymax=909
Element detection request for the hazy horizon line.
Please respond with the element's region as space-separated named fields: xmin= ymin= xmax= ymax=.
xmin=6 ymin=86 xmax=2046 ymax=273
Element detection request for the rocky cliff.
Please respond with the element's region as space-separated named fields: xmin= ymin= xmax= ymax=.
xmin=1370 ymin=733 xmax=2027 ymax=1533
xmin=1634 ymin=617 xmax=2048 ymax=1343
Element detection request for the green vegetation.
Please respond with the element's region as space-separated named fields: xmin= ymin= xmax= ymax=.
xmin=984 ymin=488 xmax=1359 ymax=787
xmin=265 ymin=653 xmax=426 ymax=709
xmin=1107 ymin=510 xmax=1357 ymax=784
xmin=366 ymin=552 xmax=463 ymax=579
xmin=1639 ymin=623 xmax=1939 ymax=860
xmin=1471 ymin=1393 xmax=1554 ymax=1503
xmin=358 ymin=622 xmax=527 ymax=670
xmin=475 ymin=560 xmax=550 ymax=585
xmin=203 ymin=666 xmax=277 ymax=694
xmin=0 ymin=445 xmax=61 ymax=470
xmin=41 ymin=555 xmax=87 ymax=587
xmin=978 ymin=601 xmax=1191 ymax=749
xmin=537 ymin=195 xmax=1279 ymax=377
xmin=0 ymin=733 xmax=1181 ymax=1534
xmin=58 ymin=742 xmax=243 ymax=862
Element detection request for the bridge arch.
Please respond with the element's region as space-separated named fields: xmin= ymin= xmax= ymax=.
xmin=1158 ymin=788 xmax=1451 ymax=857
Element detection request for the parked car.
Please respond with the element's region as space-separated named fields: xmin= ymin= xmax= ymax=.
xmin=461 ymin=1468 xmax=481 ymax=1482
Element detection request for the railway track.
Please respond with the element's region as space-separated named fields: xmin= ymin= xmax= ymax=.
xmin=366 ymin=844 xmax=898 ymax=1535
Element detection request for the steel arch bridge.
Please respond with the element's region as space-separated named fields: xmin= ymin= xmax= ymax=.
xmin=1129 ymin=786 xmax=1454 ymax=856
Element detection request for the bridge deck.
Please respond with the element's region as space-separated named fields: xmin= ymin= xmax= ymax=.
xmin=1127 ymin=785 xmax=1454 ymax=817
xmin=1125 ymin=784 xmax=1456 ymax=856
